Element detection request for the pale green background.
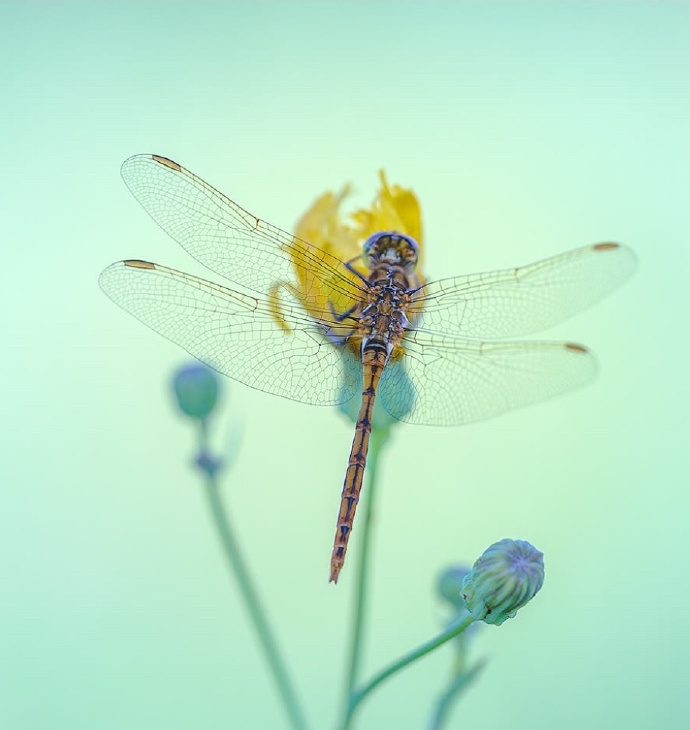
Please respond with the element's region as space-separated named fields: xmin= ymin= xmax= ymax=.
xmin=2 ymin=2 xmax=688 ymax=729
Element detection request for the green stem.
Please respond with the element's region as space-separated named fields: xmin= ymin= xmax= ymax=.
xmin=429 ymin=659 xmax=487 ymax=730
xmin=200 ymin=426 xmax=309 ymax=730
xmin=343 ymin=610 xmax=475 ymax=729
xmin=343 ymin=427 xmax=387 ymax=706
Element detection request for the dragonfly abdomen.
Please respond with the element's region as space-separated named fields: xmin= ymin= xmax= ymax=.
xmin=329 ymin=347 xmax=387 ymax=583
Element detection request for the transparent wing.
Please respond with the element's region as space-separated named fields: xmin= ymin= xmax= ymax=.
xmin=99 ymin=260 xmax=361 ymax=406
xmin=379 ymin=331 xmax=598 ymax=426
xmin=120 ymin=154 xmax=364 ymax=305
xmin=411 ymin=242 xmax=636 ymax=339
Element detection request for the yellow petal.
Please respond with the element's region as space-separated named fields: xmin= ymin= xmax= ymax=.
xmin=285 ymin=172 xmax=424 ymax=323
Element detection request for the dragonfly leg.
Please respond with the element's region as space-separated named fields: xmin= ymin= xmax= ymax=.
xmin=344 ymin=257 xmax=370 ymax=285
xmin=323 ymin=300 xmax=359 ymax=346
xmin=329 ymin=299 xmax=359 ymax=323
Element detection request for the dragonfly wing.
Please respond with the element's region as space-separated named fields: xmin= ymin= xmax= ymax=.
xmin=99 ymin=260 xmax=361 ymax=406
xmin=120 ymin=154 xmax=363 ymax=306
xmin=411 ymin=242 xmax=636 ymax=339
xmin=379 ymin=331 xmax=598 ymax=426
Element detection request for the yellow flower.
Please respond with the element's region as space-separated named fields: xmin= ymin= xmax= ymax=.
xmin=270 ymin=172 xmax=423 ymax=428
xmin=277 ymin=171 xmax=425 ymax=327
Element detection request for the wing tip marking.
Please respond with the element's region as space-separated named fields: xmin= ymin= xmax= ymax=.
xmin=564 ymin=342 xmax=589 ymax=354
xmin=152 ymin=155 xmax=181 ymax=171
xmin=124 ymin=259 xmax=156 ymax=270
xmin=593 ymin=241 xmax=620 ymax=252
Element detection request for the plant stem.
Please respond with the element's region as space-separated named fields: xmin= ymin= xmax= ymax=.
xmin=429 ymin=659 xmax=487 ymax=730
xmin=343 ymin=427 xmax=387 ymax=706
xmin=200 ymin=426 xmax=309 ymax=730
xmin=343 ymin=610 xmax=475 ymax=729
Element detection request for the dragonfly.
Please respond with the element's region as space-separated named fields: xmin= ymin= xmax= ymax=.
xmin=100 ymin=154 xmax=636 ymax=583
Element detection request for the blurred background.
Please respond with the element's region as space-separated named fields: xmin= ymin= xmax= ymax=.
xmin=2 ymin=2 xmax=688 ymax=728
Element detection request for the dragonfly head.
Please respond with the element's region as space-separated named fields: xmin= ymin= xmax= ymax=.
xmin=362 ymin=232 xmax=419 ymax=271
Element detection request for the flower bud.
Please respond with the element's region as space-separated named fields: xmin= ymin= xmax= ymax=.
xmin=461 ymin=539 xmax=544 ymax=625
xmin=172 ymin=363 xmax=220 ymax=420
xmin=337 ymin=351 xmax=413 ymax=430
xmin=437 ymin=566 xmax=471 ymax=610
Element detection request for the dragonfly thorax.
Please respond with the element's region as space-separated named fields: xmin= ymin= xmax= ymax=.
xmin=363 ymin=231 xmax=419 ymax=271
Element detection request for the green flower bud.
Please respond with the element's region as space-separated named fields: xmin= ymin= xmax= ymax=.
xmin=336 ymin=350 xmax=413 ymax=431
xmin=437 ymin=566 xmax=471 ymax=610
xmin=172 ymin=363 xmax=220 ymax=420
xmin=461 ymin=539 xmax=544 ymax=625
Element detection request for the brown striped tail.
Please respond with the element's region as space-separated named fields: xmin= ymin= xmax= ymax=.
xmin=329 ymin=362 xmax=383 ymax=583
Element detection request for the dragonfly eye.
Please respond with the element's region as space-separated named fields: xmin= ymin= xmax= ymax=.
xmin=363 ymin=232 xmax=420 ymax=270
